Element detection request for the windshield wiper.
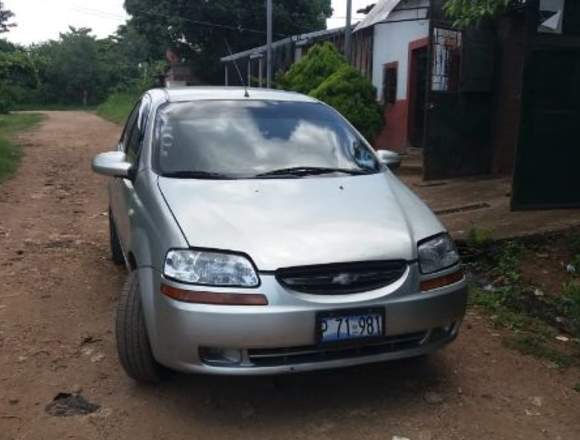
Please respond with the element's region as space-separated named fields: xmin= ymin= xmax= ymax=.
xmin=161 ymin=171 xmax=236 ymax=180
xmin=254 ymin=167 xmax=368 ymax=178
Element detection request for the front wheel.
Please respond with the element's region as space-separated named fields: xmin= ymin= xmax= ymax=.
xmin=116 ymin=271 xmax=165 ymax=383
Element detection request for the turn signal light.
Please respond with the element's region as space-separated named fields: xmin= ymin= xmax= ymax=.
xmin=161 ymin=284 xmax=268 ymax=305
xmin=420 ymin=269 xmax=464 ymax=292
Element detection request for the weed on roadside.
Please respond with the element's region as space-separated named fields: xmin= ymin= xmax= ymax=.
xmin=470 ymin=286 xmax=557 ymax=337
xmin=467 ymin=226 xmax=494 ymax=248
xmin=497 ymin=241 xmax=523 ymax=283
xmin=574 ymin=383 xmax=580 ymax=392
xmin=0 ymin=113 xmax=44 ymax=182
xmin=502 ymin=334 xmax=577 ymax=368
xmin=570 ymin=254 xmax=580 ymax=272
xmin=560 ymin=281 xmax=580 ymax=335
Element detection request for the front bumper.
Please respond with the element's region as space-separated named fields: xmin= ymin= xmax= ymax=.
xmin=137 ymin=264 xmax=467 ymax=375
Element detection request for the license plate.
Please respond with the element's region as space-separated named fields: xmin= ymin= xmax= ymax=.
xmin=317 ymin=309 xmax=384 ymax=344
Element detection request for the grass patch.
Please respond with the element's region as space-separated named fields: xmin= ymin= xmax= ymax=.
xmin=14 ymin=103 xmax=97 ymax=112
xmin=503 ymin=334 xmax=577 ymax=368
xmin=570 ymin=232 xmax=580 ymax=255
xmin=0 ymin=113 xmax=44 ymax=182
xmin=467 ymin=232 xmax=580 ymax=367
xmin=96 ymin=92 xmax=139 ymax=124
xmin=561 ymin=280 xmax=580 ymax=335
xmin=575 ymin=383 xmax=580 ymax=392
xmin=470 ymin=286 xmax=557 ymax=338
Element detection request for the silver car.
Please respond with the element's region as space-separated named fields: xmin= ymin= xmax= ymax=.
xmin=92 ymin=87 xmax=467 ymax=383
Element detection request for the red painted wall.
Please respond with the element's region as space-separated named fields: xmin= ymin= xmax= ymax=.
xmin=373 ymin=37 xmax=429 ymax=153
xmin=374 ymin=100 xmax=409 ymax=152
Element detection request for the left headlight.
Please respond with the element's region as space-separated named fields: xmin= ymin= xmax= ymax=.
xmin=164 ymin=249 xmax=260 ymax=287
xmin=418 ymin=234 xmax=460 ymax=274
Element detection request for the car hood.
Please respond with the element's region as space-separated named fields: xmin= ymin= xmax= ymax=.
xmin=157 ymin=173 xmax=444 ymax=271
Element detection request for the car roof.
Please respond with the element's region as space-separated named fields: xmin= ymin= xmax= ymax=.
xmin=148 ymin=86 xmax=319 ymax=104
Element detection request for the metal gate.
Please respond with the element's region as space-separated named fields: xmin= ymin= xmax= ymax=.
xmin=511 ymin=48 xmax=580 ymax=209
xmin=423 ymin=25 xmax=496 ymax=180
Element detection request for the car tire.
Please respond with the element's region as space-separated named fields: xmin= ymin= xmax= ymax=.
xmin=109 ymin=210 xmax=125 ymax=266
xmin=116 ymin=271 xmax=164 ymax=384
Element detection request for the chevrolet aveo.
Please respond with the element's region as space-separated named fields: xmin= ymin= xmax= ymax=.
xmin=92 ymin=87 xmax=467 ymax=383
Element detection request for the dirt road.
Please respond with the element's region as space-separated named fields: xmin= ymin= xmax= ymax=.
xmin=0 ymin=111 xmax=579 ymax=440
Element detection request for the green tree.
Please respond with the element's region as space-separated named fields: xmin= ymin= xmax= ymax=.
xmin=0 ymin=49 xmax=39 ymax=112
xmin=31 ymin=27 xmax=101 ymax=105
xmin=123 ymin=0 xmax=333 ymax=83
xmin=0 ymin=1 xmax=15 ymax=33
xmin=444 ymin=0 xmax=513 ymax=27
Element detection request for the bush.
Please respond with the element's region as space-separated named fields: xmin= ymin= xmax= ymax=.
xmin=0 ymin=93 xmax=13 ymax=114
xmin=311 ymin=65 xmax=384 ymax=142
xmin=279 ymin=42 xmax=346 ymax=94
xmin=279 ymin=43 xmax=384 ymax=142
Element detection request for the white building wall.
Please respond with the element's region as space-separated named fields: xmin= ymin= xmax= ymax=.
xmin=371 ymin=1 xmax=430 ymax=101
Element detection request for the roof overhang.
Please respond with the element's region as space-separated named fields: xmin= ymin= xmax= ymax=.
xmin=354 ymin=0 xmax=403 ymax=32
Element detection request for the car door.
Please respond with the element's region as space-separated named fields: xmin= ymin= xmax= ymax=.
xmin=110 ymin=96 xmax=151 ymax=253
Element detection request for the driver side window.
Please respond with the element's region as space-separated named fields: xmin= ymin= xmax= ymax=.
xmin=121 ymin=97 xmax=151 ymax=164
xmin=120 ymin=102 xmax=140 ymax=150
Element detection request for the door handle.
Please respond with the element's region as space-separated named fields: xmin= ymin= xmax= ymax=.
xmin=426 ymin=103 xmax=436 ymax=111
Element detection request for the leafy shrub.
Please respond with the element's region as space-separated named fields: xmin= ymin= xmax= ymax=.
xmin=279 ymin=42 xmax=346 ymax=94
xmin=311 ymin=65 xmax=384 ymax=141
xmin=280 ymin=43 xmax=384 ymax=142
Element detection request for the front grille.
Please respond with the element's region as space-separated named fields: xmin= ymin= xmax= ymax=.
xmin=247 ymin=331 xmax=428 ymax=367
xmin=275 ymin=260 xmax=407 ymax=294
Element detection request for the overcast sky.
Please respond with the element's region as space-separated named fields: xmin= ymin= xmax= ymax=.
xmin=4 ymin=0 xmax=372 ymax=45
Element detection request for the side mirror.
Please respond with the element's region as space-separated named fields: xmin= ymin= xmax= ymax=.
xmin=92 ymin=151 xmax=133 ymax=178
xmin=376 ymin=149 xmax=402 ymax=171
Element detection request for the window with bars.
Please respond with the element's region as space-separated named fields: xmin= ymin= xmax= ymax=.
xmin=382 ymin=64 xmax=398 ymax=105
xmin=431 ymin=28 xmax=462 ymax=93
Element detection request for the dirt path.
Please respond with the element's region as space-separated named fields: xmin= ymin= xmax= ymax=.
xmin=0 ymin=111 xmax=578 ymax=440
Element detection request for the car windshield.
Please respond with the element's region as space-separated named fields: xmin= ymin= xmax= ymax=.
xmin=153 ymin=100 xmax=381 ymax=178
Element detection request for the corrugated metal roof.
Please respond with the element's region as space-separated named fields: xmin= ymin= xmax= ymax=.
xmin=354 ymin=0 xmax=403 ymax=31
xmin=220 ymin=27 xmax=347 ymax=62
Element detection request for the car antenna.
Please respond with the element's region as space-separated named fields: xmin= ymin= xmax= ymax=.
xmin=224 ymin=38 xmax=250 ymax=98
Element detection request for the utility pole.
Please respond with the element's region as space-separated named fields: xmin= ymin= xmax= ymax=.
xmin=266 ymin=0 xmax=273 ymax=88
xmin=345 ymin=0 xmax=352 ymax=63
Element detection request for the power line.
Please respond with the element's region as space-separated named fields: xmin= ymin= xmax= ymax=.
xmin=72 ymin=4 xmax=289 ymax=37
xmin=71 ymin=4 xmax=347 ymax=37
xmin=70 ymin=7 xmax=127 ymax=23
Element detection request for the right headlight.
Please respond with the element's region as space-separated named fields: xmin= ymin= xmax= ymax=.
xmin=418 ymin=234 xmax=460 ymax=274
